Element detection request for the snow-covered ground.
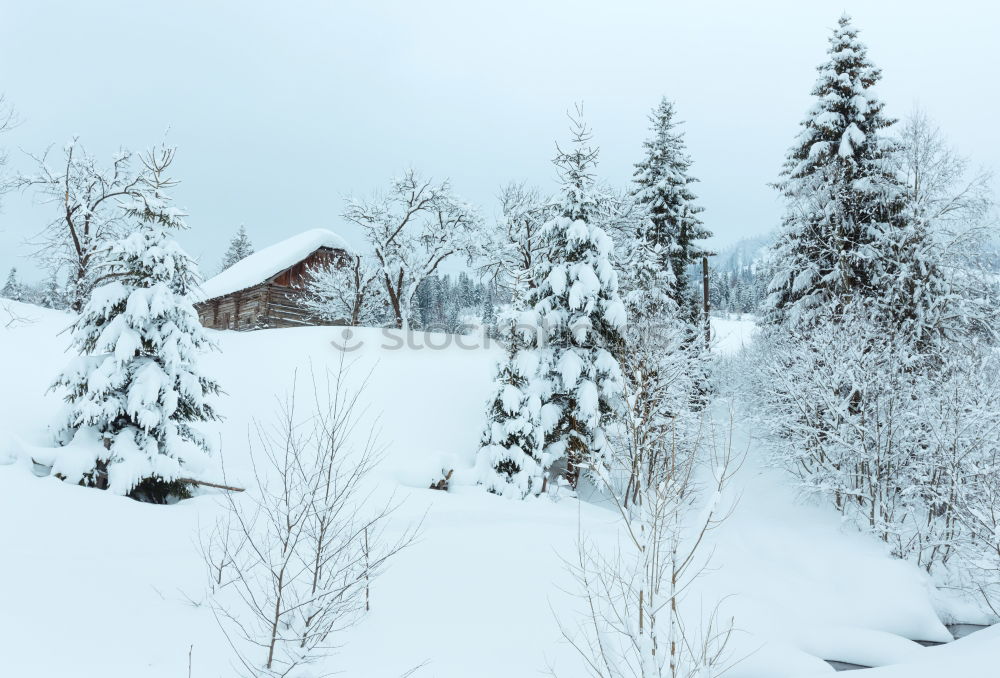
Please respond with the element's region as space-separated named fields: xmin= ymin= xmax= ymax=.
xmin=0 ymin=301 xmax=995 ymax=677
xmin=712 ymin=313 xmax=757 ymax=356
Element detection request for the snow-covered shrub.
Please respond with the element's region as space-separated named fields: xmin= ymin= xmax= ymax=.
xmin=926 ymin=349 xmax=1000 ymax=613
xmin=746 ymin=307 xmax=1000 ymax=587
xmin=557 ymin=377 xmax=738 ymax=678
xmin=51 ymin=146 xmax=219 ymax=501
xmin=748 ymin=309 xmax=926 ymax=557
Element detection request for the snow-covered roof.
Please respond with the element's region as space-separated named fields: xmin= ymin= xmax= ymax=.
xmin=194 ymin=228 xmax=351 ymax=301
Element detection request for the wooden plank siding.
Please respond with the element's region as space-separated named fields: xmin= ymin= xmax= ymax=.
xmin=194 ymin=247 xmax=350 ymax=331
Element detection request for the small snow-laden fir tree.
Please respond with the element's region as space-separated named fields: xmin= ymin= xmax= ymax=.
xmin=39 ymin=270 xmax=67 ymax=310
xmin=631 ymin=97 xmax=710 ymax=328
xmin=525 ymin=108 xmax=627 ymax=489
xmin=764 ymin=15 xmax=907 ymax=332
xmin=475 ymin=299 xmax=545 ymax=498
xmin=1 ymin=267 xmax=22 ymax=301
xmin=51 ymin=146 xmax=220 ymax=502
xmin=219 ymin=225 xmax=254 ymax=272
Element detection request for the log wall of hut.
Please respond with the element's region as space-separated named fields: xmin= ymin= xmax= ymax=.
xmin=194 ymin=247 xmax=349 ymax=331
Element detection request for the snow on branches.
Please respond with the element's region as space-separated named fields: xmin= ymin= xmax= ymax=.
xmin=764 ymin=15 xmax=906 ymax=331
xmin=475 ymin=109 xmax=629 ymax=496
xmin=750 ymin=14 xmax=1000 ymax=612
xmin=523 ymin=110 xmax=627 ymax=489
xmin=343 ymin=170 xmax=482 ymax=329
xmin=51 ymin=146 xmax=219 ymax=501
xmin=631 ymin=97 xmax=709 ymax=327
xmin=220 ymin=225 xmax=255 ymax=273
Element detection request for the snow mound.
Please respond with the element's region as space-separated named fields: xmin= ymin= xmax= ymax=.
xmin=193 ymin=228 xmax=352 ymax=301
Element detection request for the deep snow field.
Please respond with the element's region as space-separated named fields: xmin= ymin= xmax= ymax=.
xmin=1 ymin=300 xmax=997 ymax=677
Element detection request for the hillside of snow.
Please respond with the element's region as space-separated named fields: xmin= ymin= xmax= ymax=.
xmin=0 ymin=300 xmax=993 ymax=677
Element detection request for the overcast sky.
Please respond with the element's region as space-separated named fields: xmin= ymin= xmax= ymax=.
xmin=1 ymin=0 xmax=997 ymax=282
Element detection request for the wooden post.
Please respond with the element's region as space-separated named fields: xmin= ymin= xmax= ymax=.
xmin=702 ymin=255 xmax=710 ymax=348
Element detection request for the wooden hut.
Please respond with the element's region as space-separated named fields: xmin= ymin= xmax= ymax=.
xmin=193 ymin=229 xmax=352 ymax=330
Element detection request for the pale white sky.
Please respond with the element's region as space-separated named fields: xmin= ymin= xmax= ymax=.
xmin=1 ymin=0 xmax=997 ymax=281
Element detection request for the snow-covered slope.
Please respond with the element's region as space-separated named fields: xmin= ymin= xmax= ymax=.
xmin=0 ymin=301 xmax=993 ymax=677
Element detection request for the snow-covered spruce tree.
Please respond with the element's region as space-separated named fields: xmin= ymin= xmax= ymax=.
xmin=52 ymin=146 xmax=220 ymax=502
xmin=39 ymin=270 xmax=66 ymax=310
xmin=616 ymin=99 xmax=711 ymax=422
xmin=632 ymin=98 xmax=709 ymax=328
xmin=475 ymin=298 xmax=545 ymax=498
xmin=220 ymin=225 xmax=254 ymax=272
xmin=525 ymin=109 xmax=627 ymax=489
xmin=480 ymin=286 xmax=497 ymax=337
xmin=1 ymin=267 xmax=22 ymax=301
xmin=764 ymin=15 xmax=907 ymax=331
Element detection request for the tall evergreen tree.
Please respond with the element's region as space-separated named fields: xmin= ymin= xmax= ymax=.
xmin=749 ymin=17 xmax=1000 ymax=594
xmin=219 ymin=225 xmax=255 ymax=272
xmin=480 ymin=286 xmax=497 ymax=337
xmin=52 ymin=149 xmax=220 ymax=501
xmin=764 ymin=15 xmax=907 ymax=331
xmin=525 ymin=110 xmax=627 ymax=488
xmin=631 ymin=97 xmax=709 ymax=327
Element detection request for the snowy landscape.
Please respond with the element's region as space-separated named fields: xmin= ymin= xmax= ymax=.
xmin=1 ymin=4 xmax=999 ymax=678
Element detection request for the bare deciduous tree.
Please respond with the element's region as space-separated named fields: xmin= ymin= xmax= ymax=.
xmin=206 ymin=359 xmax=419 ymax=677
xmin=479 ymin=182 xmax=553 ymax=294
xmin=16 ymin=140 xmax=181 ymax=311
xmin=0 ymin=94 xmax=17 ymax=204
xmin=896 ymin=108 xmax=994 ymax=229
xmin=303 ymin=253 xmax=384 ymax=327
xmin=554 ymin=366 xmax=740 ymax=678
xmin=344 ymin=169 xmax=482 ymax=329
